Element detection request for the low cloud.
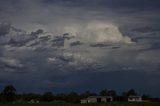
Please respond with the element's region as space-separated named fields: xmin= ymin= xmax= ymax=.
xmin=70 ymin=41 xmax=83 ymax=46
xmin=0 ymin=57 xmax=23 ymax=71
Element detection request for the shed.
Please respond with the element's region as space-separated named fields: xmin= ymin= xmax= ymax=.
xmin=128 ymin=96 xmax=142 ymax=102
xmin=81 ymin=96 xmax=113 ymax=104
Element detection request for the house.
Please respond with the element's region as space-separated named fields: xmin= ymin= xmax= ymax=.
xmin=128 ymin=96 xmax=142 ymax=102
xmin=80 ymin=99 xmax=88 ymax=104
xmin=81 ymin=96 xmax=113 ymax=104
xmin=28 ymin=99 xmax=39 ymax=103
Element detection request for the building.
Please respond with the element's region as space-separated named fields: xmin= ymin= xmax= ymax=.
xmin=81 ymin=96 xmax=113 ymax=104
xmin=128 ymin=96 xmax=142 ymax=102
xmin=80 ymin=99 xmax=88 ymax=104
xmin=28 ymin=99 xmax=40 ymax=103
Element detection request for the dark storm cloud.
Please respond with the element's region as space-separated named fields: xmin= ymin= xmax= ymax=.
xmin=90 ymin=43 xmax=121 ymax=49
xmin=43 ymin=0 xmax=160 ymax=10
xmin=1 ymin=0 xmax=160 ymax=16
xmin=0 ymin=0 xmax=160 ymax=96
xmin=0 ymin=24 xmax=41 ymax=47
xmin=52 ymin=36 xmax=65 ymax=47
xmin=90 ymin=43 xmax=110 ymax=48
xmin=111 ymin=46 xmax=120 ymax=49
xmin=70 ymin=41 xmax=83 ymax=46
xmin=42 ymin=0 xmax=160 ymax=22
xmin=0 ymin=0 xmax=159 ymax=33
xmin=52 ymin=34 xmax=75 ymax=47
xmin=132 ymin=36 xmax=160 ymax=43
xmin=31 ymin=29 xmax=44 ymax=36
xmin=140 ymin=42 xmax=160 ymax=51
xmin=132 ymin=27 xmax=160 ymax=33
xmin=63 ymin=33 xmax=75 ymax=40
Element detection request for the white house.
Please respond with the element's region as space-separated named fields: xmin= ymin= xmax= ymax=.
xmin=81 ymin=96 xmax=113 ymax=104
xmin=128 ymin=96 xmax=142 ymax=102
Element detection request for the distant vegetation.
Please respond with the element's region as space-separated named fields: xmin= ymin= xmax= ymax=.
xmin=0 ymin=102 xmax=160 ymax=106
xmin=0 ymin=85 xmax=160 ymax=104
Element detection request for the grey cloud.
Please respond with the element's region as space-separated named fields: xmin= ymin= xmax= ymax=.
xmin=43 ymin=0 xmax=160 ymax=11
xmin=0 ymin=0 xmax=159 ymax=36
xmin=132 ymin=36 xmax=160 ymax=43
xmin=8 ymin=39 xmax=28 ymax=47
xmin=111 ymin=46 xmax=120 ymax=49
xmin=39 ymin=35 xmax=51 ymax=41
xmin=52 ymin=36 xmax=65 ymax=47
xmin=52 ymin=34 xmax=74 ymax=48
xmin=63 ymin=33 xmax=75 ymax=40
xmin=0 ymin=23 xmax=159 ymax=74
xmin=89 ymin=43 xmax=121 ymax=50
xmin=70 ymin=41 xmax=83 ymax=46
xmin=1 ymin=27 xmax=37 ymax=47
xmin=132 ymin=27 xmax=160 ymax=33
xmin=0 ymin=57 xmax=24 ymax=72
xmin=149 ymin=42 xmax=160 ymax=50
xmin=0 ymin=24 xmax=26 ymax=46
xmin=0 ymin=25 xmax=51 ymax=47
xmin=0 ymin=22 xmax=11 ymax=36
xmin=59 ymin=55 xmax=74 ymax=63
xmin=31 ymin=29 xmax=44 ymax=36
xmin=140 ymin=42 xmax=160 ymax=51
xmin=90 ymin=43 xmax=110 ymax=48
xmin=28 ymin=41 xmax=40 ymax=47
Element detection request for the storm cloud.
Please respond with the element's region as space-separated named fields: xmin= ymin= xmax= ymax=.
xmin=0 ymin=0 xmax=160 ymax=96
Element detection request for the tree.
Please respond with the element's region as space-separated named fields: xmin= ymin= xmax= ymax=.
xmin=80 ymin=91 xmax=97 ymax=98
xmin=121 ymin=89 xmax=137 ymax=101
xmin=126 ymin=89 xmax=137 ymax=96
xmin=41 ymin=92 xmax=54 ymax=102
xmin=0 ymin=93 xmax=3 ymax=102
xmin=142 ymin=94 xmax=150 ymax=100
xmin=99 ymin=89 xmax=108 ymax=96
xmin=65 ymin=92 xmax=80 ymax=103
xmin=55 ymin=93 xmax=66 ymax=100
xmin=2 ymin=85 xmax=16 ymax=102
xmin=22 ymin=93 xmax=41 ymax=101
xmin=108 ymin=90 xmax=117 ymax=97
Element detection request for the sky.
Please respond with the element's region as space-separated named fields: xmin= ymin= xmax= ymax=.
xmin=0 ymin=0 xmax=160 ymax=96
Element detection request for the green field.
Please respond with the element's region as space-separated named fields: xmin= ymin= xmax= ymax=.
xmin=0 ymin=102 xmax=160 ymax=106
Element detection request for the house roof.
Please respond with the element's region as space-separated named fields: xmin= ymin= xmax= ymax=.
xmin=128 ymin=96 xmax=142 ymax=98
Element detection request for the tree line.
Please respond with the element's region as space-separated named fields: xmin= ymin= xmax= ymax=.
xmin=0 ymin=85 xmax=159 ymax=103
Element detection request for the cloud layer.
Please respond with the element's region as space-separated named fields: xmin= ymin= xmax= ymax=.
xmin=0 ymin=21 xmax=159 ymax=74
xmin=0 ymin=0 xmax=160 ymax=95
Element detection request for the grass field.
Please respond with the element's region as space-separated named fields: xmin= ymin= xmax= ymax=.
xmin=0 ymin=102 xmax=160 ymax=106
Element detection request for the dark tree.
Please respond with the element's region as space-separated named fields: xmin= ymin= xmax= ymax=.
xmin=107 ymin=90 xmax=117 ymax=97
xmin=80 ymin=91 xmax=97 ymax=98
xmin=0 ymin=93 xmax=3 ymax=102
xmin=121 ymin=89 xmax=137 ymax=101
xmin=41 ymin=92 xmax=54 ymax=102
xmin=142 ymin=94 xmax=150 ymax=100
xmin=65 ymin=92 xmax=80 ymax=103
xmin=99 ymin=89 xmax=108 ymax=96
xmin=22 ymin=93 xmax=41 ymax=101
xmin=2 ymin=85 xmax=16 ymax=102
xmin=126 ymin=89 xmax=137 ymax=96
xmin=55 ymin=93 xmax=66 ymax=100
